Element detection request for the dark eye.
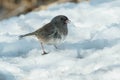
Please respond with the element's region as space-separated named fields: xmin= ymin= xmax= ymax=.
xmin=61 ymin=17 xmax=64 ymax=21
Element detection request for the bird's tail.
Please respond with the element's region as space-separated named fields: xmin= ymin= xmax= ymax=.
xmin=19 ymin=32 xmax=35 ymax=39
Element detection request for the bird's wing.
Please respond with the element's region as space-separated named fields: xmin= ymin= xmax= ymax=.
xmin=35 ymin=23 xmax=56 ymax=38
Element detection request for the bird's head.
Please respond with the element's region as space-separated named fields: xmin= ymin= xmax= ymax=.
xmin=51 ymin=15 xmax=70 ymax=25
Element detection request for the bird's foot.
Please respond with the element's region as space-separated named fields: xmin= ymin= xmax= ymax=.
xmin=42 ymin=51 xmax=48 ymax=55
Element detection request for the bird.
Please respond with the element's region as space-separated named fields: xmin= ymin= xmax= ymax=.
xmin=19 ymin=15 xmax=70 ymax=55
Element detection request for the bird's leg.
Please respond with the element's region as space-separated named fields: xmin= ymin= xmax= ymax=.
xmin=54 ymin=45 xmax=58 ymax=49
xmin=40 ymin=42 xmax=48 ymax=55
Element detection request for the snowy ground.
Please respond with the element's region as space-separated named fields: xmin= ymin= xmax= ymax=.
xmin=0 ymin=0 xmax=120 ymax=80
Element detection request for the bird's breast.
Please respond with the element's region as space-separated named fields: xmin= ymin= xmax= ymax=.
xmin=47 ymin=35 xmax=66 ymax=45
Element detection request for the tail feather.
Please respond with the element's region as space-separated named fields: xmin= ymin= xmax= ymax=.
xmin=19 ymin=32 xmax=34 ymax=39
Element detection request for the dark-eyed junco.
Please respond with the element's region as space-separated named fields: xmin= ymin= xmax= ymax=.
xmin=19 ymin=15 xmax=70 ymax=55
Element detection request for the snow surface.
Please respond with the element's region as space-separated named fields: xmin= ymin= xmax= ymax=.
xmin=0 ymin=0 xmax=120 ymax=80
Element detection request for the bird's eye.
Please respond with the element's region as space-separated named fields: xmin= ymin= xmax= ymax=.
xmin=61 ymin=17 xmax=64 ymax=21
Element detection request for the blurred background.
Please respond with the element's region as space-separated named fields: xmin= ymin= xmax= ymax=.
xmin=0 ymin=0 xmax=89 ymax=21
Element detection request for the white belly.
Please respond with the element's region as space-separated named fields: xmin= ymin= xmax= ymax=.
xmin=46 ymin=35 xmax=66 ymax=45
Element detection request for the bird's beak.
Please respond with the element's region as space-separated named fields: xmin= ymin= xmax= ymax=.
xmin=65 ymin=19 xmax=71 ymax=24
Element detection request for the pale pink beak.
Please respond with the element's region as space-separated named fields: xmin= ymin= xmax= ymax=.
xmin=65 ymin=19 xmax=71 ymax=24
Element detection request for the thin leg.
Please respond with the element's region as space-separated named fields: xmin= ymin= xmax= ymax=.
xmin=40 ymin=42 xmax=48 ymax=55
xmin=54 ymin=45 xmax=58 ymax=49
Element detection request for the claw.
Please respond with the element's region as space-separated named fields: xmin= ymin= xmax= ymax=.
xmin=42 ymin=51 xmax=48 ymax=55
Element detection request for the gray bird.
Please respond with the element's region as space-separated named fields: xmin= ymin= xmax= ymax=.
xmin=19 ymin=15 xmax=70 ymax=55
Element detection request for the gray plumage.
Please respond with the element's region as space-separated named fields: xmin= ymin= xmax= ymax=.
xmin=19 ymin=15 xmax=69 ymax=55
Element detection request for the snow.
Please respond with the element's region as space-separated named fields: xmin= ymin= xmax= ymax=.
xmin=0 ymin=0 xmax=120 ymax=80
